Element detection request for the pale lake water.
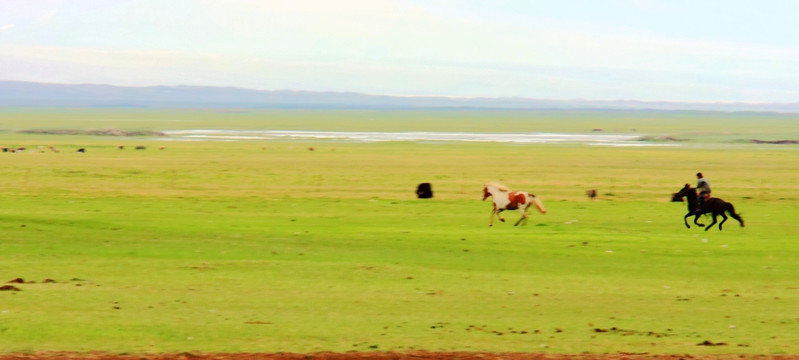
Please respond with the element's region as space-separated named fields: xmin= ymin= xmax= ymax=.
xmin=160 ymin=130 xmax=678 ymax=147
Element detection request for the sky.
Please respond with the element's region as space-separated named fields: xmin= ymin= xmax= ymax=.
xmin=1 ymin=0 xmax=798 ymax=102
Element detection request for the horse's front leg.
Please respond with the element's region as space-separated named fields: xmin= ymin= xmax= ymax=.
xmin=683 ymin=213 xmax=692 ymax=228
xmin=497 ymin=209 xmax=506 ymax=223
xmin=514 ymin=208 xmax=528 ymax=226
xmin=693 ymin=213 xmax=705 ymax=227
xmin=704 ymin=214 xmax=718 ymax=231
xmin=489 ymin=209 xmax=496 ymax=226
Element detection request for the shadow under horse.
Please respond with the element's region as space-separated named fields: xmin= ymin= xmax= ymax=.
xmin=671 ymin=184 xmax=744 ymax=231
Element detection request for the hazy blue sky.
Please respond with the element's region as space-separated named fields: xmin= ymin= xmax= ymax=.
xmin=1 ymin=0 xmax=797 ymax=102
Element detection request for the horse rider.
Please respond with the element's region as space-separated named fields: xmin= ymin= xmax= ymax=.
xmin=696 ymin=172 xmax=711 ymax=211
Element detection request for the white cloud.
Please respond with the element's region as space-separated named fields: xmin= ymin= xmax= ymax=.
xmin=34 ymin=10 xmax=57 ymax=24
xmin=0 ymin=24 xmax=15 ymax=31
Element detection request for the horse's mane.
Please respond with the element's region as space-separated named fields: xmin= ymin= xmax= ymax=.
xmin=485 ymin=182 xmax=510 ymax=192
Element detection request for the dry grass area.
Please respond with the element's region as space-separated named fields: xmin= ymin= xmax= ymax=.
xmin=1 ymin=353 xmax=798 ymax=360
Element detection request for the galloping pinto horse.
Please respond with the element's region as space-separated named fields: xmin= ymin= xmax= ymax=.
xmin=483 ymin=183 xmax=547 ymax=226
xmin=671 ymin=184 xmax=744 ymax=231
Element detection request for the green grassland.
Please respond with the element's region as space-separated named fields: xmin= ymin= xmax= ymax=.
xmin=1 ymin=109 xmax=798 ymax=355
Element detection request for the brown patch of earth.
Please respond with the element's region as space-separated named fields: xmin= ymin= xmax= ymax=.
xmin=0 ymin=353 xmax=797 ymax=360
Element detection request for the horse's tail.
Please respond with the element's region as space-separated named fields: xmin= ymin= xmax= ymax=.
xmin=726 ymin=202 xmax=745 ymax=227
xmin=531 ymin=195 xmax=547 ymax=214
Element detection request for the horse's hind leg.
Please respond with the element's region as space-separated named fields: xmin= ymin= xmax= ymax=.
xmin=514 ymin=209 xmax=528 ymax=226
xmin=704 ymin=214 xmax=718 ymax=231
xmin=718 ymin=212 xmax=728 ymax=230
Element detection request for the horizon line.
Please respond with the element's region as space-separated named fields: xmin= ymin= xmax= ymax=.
xmin=2 ymin=79 xmax=796 ymax=106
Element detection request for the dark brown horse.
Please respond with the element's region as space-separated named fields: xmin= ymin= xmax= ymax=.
xmin=671 ymin=184 xmax=744 ymax=231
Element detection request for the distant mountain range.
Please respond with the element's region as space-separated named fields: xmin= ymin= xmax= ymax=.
xmin=1 ymin=81 xmax=798 ymax=113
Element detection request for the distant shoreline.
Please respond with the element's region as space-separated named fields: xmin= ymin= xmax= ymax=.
xmin=160 ymin=129 xmax=667 ymax=147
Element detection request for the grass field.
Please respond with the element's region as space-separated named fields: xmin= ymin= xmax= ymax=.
xmin=1 ymin=109 xmax=798 ymax=355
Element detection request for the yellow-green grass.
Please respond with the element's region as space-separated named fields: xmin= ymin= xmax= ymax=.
xmin=1 ymin=109 xmax=798 ymax=355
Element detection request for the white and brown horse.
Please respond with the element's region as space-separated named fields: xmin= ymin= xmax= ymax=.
xmin=482 ymin=183 xmax=547 ymax=226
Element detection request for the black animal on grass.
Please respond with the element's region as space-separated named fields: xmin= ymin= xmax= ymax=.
xmin=416 ymin=183 xmax=433 ymax=199
xmin=671 ymin=184 xmax=744 ymax=231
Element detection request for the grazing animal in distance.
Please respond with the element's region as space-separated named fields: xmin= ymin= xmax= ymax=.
xmin=482 ymin=183 xmax=546 ymax=226
xmin=586 ymin=189 xmax=597 ymax=200
xmin=671 ymin=184 xmax=744 ymax=231
xmin=416 ymin=183 xmax=433 ymax=199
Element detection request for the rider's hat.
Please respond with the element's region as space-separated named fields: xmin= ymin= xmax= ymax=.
xmin=696 ymin=172 xmax=703 ymax=177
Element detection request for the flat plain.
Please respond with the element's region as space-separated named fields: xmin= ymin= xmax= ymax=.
xmin=1 ymin=109 xmax=798 ymax=357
